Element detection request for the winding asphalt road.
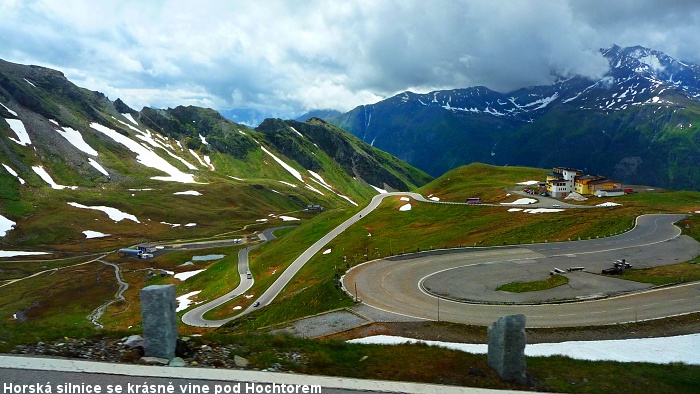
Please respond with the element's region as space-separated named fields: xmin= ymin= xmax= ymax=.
xmin=182 ymin=191 xmax=699 ymax=328
xmin=181 ymin=227 xmax=290 ymax=327
xmin=342 ymin=214 xmax=700 ymax=327
xmin=181 ymin=193 xmax=426 ymax=327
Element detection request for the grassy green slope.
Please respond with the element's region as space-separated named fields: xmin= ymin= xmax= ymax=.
xmin=498 ymin=101 xmax=700 ymax=190
xmin=256 ymin=118 xmax=433 ymax=192
xmin=224 ymin=164 xmax=700 ymax=331
xmin=1 ymin=77 xmax=429 ymax=251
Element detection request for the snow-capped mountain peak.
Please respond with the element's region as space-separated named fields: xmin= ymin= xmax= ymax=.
xmin=382 ymin=45 xmax=700 ymax=120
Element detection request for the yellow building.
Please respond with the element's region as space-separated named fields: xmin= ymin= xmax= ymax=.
xmin=543 ymin=167 xmax=622 ymax=197
xmin=574 ymin=175 xmax=605 ymax=195
xmin=587 ymin=178 xmax=621 ymax=193
xmin=546 ymin=167 xmax=582 ymax=198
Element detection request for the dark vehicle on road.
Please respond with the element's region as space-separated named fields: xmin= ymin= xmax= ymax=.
xmin=602 ymin=267 xmax=623 ymax=274
xmin=603 ymin=259 xmax=632 ymax=274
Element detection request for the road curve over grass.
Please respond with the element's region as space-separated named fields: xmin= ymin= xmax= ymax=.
xmin=342 ymin=214 xmax=700 ymax=327
xmin=181 ymin=193 xmax=426 ymax=327
xmin=182 ymin=191 xmax=699 ymax=329
xmin=181 ymin=227 xmax=289 ymax=327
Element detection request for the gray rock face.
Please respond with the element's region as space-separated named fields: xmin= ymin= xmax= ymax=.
xmin=488 ymin=314 xmax=527 ymax=384
xmin=233 ymin=355 xmax=250 ymax=368
xmin=139 ymin=356 xmax=170 ymax=365
xmin=123 ymin=335 xmax=144 ymax=349
xmin=140 ymin=285 xmax=178 ymax=359
xmin=168 ymin=357 xmax=187 ymax=367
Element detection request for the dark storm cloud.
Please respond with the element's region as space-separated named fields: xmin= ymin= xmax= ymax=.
xmin=0 ymin=0 xmax=698 ymax=116
xmin=569 ymin=0 xmax=700 ymax=64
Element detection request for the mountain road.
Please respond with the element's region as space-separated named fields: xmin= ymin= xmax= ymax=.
xmin=182 ymin=191 xmax=700 ymax=329
xmin=342 ymin=214 xmax=700 ymax=327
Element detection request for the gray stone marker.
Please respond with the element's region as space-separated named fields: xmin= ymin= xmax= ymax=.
xmin=488 ymin=314 xmax=527 ymax=384
xmin=140 ymin=284 xmax=178 ymax=359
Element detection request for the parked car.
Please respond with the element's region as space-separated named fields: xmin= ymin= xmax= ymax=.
xmin=552 ymin=204 xmax=561 ymax=208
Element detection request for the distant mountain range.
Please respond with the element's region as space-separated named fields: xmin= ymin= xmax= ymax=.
xmin=323 ymin=45 xmax=700 ymax=190
xmin=0 ymin=59 xmax=430 ymax=250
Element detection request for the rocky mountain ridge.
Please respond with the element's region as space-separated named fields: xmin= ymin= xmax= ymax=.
xmin=0 ymin=59 xmax=430 ymax=251
xmin=328 ymin=45 xmax=700 ymax=190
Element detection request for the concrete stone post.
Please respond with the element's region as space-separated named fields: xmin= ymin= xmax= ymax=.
xmin=140 ymin=284 xmax=178 ymax=359
xmin=488 ymin=314 xmax=527 ymax=384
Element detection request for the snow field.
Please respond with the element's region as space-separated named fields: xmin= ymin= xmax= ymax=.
xmin=0 ymin=250 xmax=49 ymax=258
xmin=596 ymin=202 xmax=622 ymax=207
xmin=67 ymin=202 xmax=140 ymax=223
xmin=83 ymin=230 xmax=110 ymax=239
xmin=6 ymin=119 xmax=32 ymax=146
xmin=261 ymin=146 xmax=303 ymax=182
xmin=32 ymin=166 xmax=77 ymax=190
xmin=501 ymin=198 xmax=537 ymax=205
xmin=55 ymin=125 xmax=98 ymax=156
xmin=1 ymin=102 xmax=18 ymax=116
xmin=176 ymin=290 xmax=201 ymax=312
xmin=371 ymin=184 xmax=388 ymax=194
xmin=90 ymin=122 xmax=197 ymax=183
xmin=507 ymin=208 xmax=565 ymax=213
xmin=0 ymin=214 xmax=16 ymax=237
xmin=348 ymin=334 xmax=700 ymax=365
xmin=174 ymin=270 xmax=205 ymax=281
xmin=88 ymin=158 xmax=109 ymax=177
xmin=2 ymin=163 xmax=25 ymax=184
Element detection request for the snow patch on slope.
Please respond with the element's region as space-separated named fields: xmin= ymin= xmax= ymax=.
xmin=88 ymin=158 xmax=109 ymax=177
xmin=55 ymin=126 xmax=98 ymax=156
xmin=2 ymin=163 xmax=25 ymax=185
xmin=174 ymin=270 xmax=205 ymax=281
xmin=348 ymin=334 xmax=700 ymax=365
xmin=83 ymin=230 xmax=110 ymax=239
xmin=32 ymin=166 xmax=77 ymax=190
xmin=89 ymin=123 xmax=197 ymax=183
xmin=67 ymin=202 xmax=140 ymax=223
xmin=6 ymin=119 xmax=31 ymax=146
xmin=370 ymin=184 xmax=388 ymax=194
xmin=261 ymin=146 xmax=303 ymax=182
xmin=176 ymin=290 xmax=201 ymax=312
xmin=1 ymin=102 xmax=18 ymax=116
xmin=0 ymin=214 xmax=16 ymax=237
xmin=121 ymin=113 xmax=138 ymax=125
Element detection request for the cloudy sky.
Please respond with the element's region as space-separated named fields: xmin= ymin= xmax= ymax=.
xmin=2 ymin=0 xmax=700 ymax=123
